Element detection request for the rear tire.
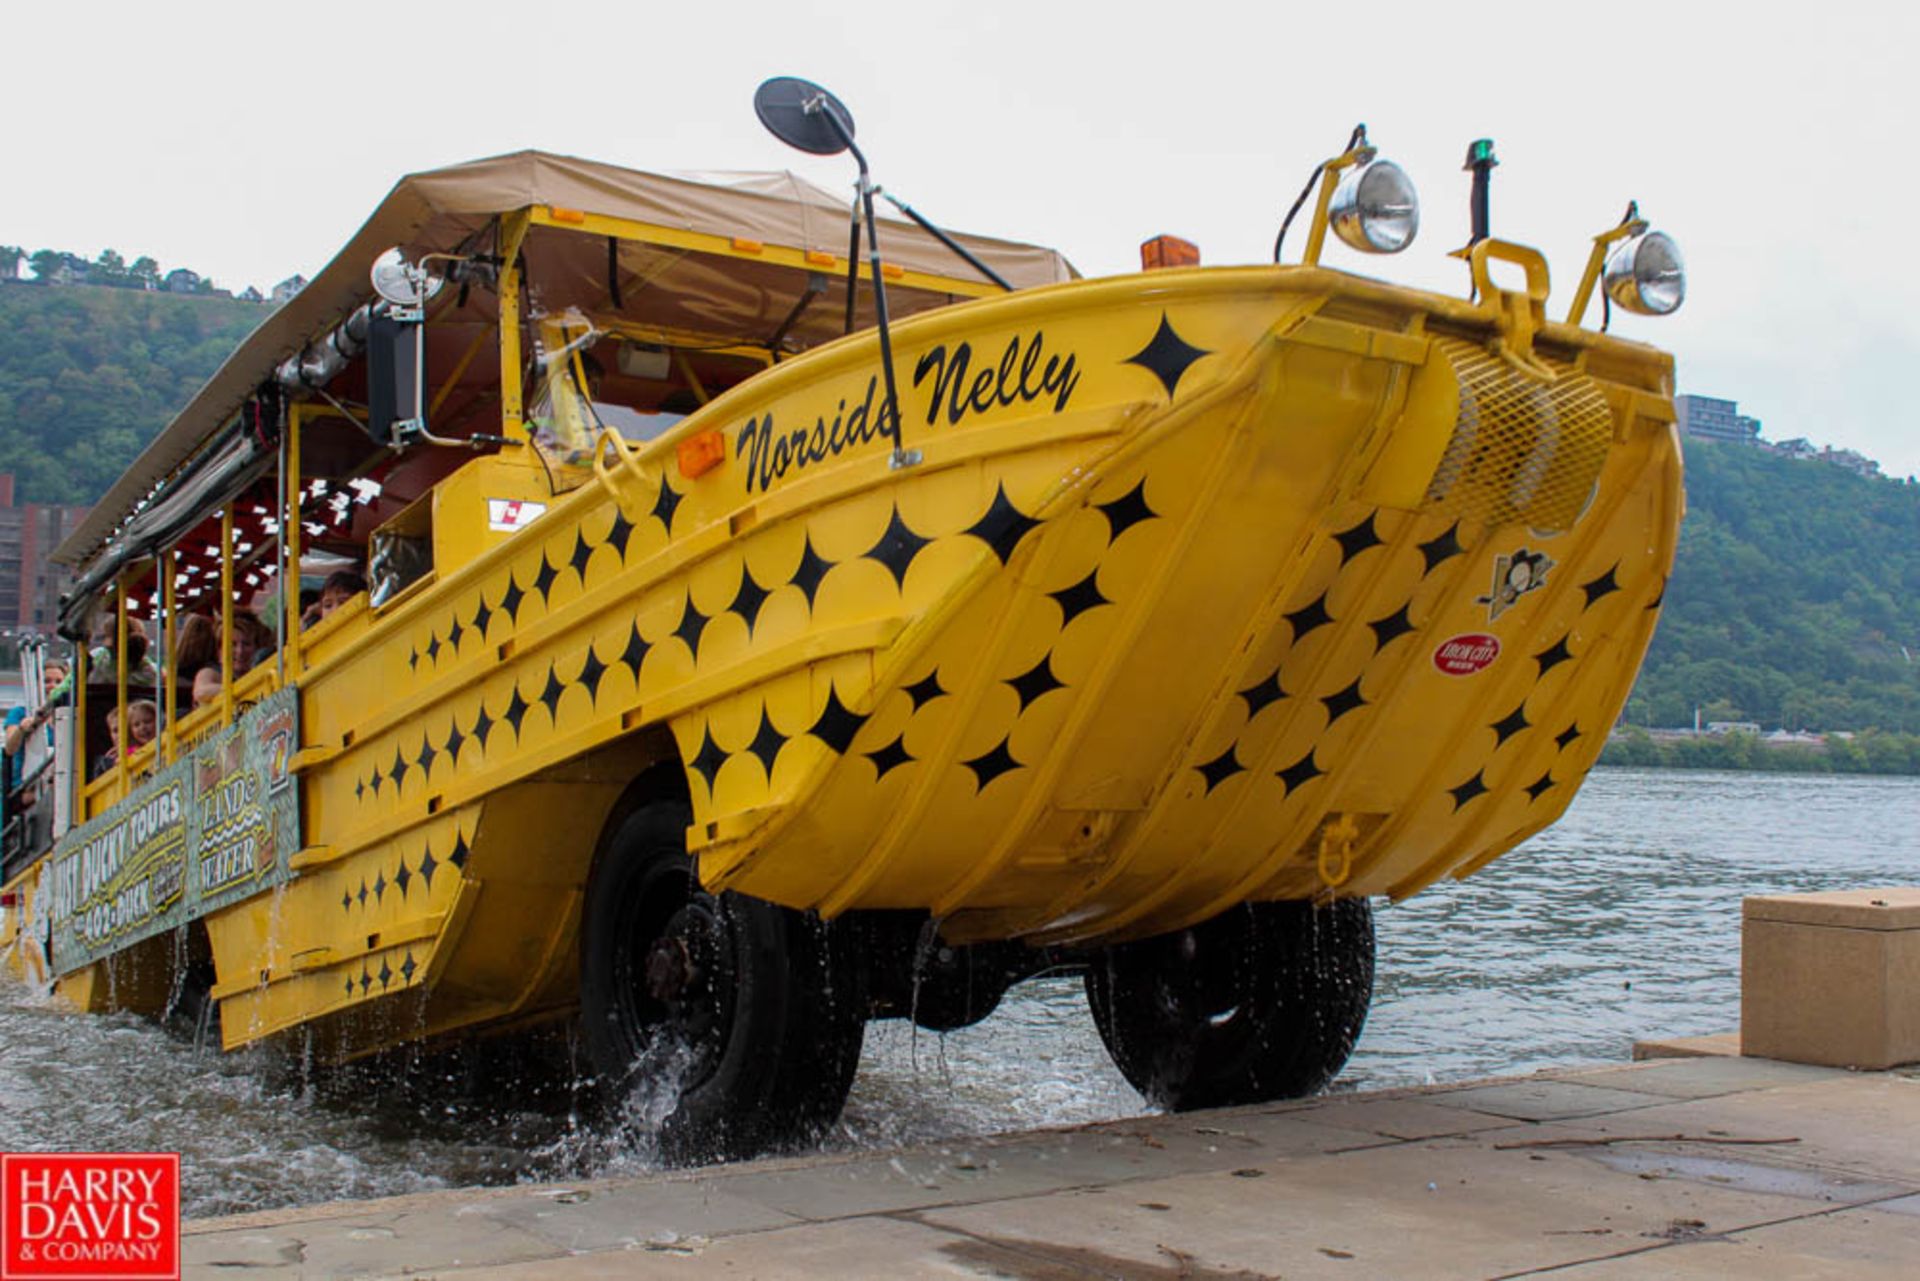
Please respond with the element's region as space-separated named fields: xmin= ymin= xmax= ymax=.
xmin=578 ymin=801 xmax=864 ymax=1163
xmin=1085 ymin=898 xmax=1374 ymax=1111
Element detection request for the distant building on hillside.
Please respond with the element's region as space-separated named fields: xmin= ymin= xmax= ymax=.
xmin=164 ymin=268 xmax=201 ymax=294
xmin=1675 ymin=394 xmax=1761 ymax=444
xmin=270 ymin=274 xmax=308 ymax=304
xmin=1767 ymin=436 xmax=1818 ymax=460
xmin=1816 ymin=447 xmax=1881 ymax=479
xmin=237 ymin=285 xmax=264 ymax=303
xmin=0 ymin=474 xmax=90 ymax=633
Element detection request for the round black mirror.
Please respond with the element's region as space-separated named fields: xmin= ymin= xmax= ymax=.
xmin=753 ymin=76 xmax=856 ymax=156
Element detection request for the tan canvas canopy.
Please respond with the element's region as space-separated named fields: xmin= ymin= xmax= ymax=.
xmin=56 ymin=150 xmax=1078 ymax=568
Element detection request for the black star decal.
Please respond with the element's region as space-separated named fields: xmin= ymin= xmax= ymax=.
xmin=618 ymin=622 xmax=651 ymax=676
xmin=356 ymin=878 xmax=369 ymax=907
xmin=1049 ymin=570 xmax=1111 ymax=628
xmin=1238 ymin=670 xmax=1288 ymax=719
xmin=418 ymin=844 xmax=438 ymax=890
xmin=394 ymin=859 xmax=412 ymax=897
xmin=1332 ymin=513 xmax=1382 ymax=564
xmin=414 ymin=736 xmax=436 ymax=778
xmin=400 ymin=951 xmax=418 ymax=984
xmin=368 ymin=769 xmax=382 ymax=798
xmin=788 ymin=535 xmax=834 ymax=610
xmin=501 ymin=686 xmax=533 ymax=738
xmin=1554 ymin=723 xmax=1582 ymax=752
xmin=865 ymin=734 xmax=914 ymax=779
xmin=728 ymin=566 xmax=771 ymax=637
xmin=1534 ymin=635 xmax=1575 ymax=676
xmin=449 ymin=831 xmax=470 ymax=870
xmin=408 ymin=645 xmax=419 ymax=674
xmin=1418 ymin=523 xmax=1466 ymax=574
xmin=1490 ymin=702 xmax=1532 ymax=748
xmin=1580 ymin=564 xmax=1622 ymax=609
xmin=1095 ymin=479 xmax=1158 ymax=544
xmin=373 ymin=870 xmax=387 ymax=904
xmin=355 ymin=777 xmax=365 ymax=803
xmin=568 ymin=533 xmax=597 ymax=585
xmin=1123 ymin=312 xmax=1210 ymax=400
xmin=1368 ymin=603 xmax=1416 ymax=650
xmin=808 ymin=684 xmax=866 ymax=754
xmin=601 ymin=510 xmax=637 ymax=562
xmin=1007 ymin=654 xmax=1064 ymax=711
xmin=423 ymin=632 xmax=442 ymax=665
xmin=687 ymin=725 xmax=727 ymax=791
xmin=450 ymin=613 xmax=469 ymax=652
xmin=532 ymin=554 xmax=560 ymax=603
xmin=341 ymin=889 xmax=351 ymax=913
xmin=499 ymin=576 xmax=527 ymax=621
xmin=745 ymin=707 xmax=786 ymax=777
xmin=1276 ymin=748 xmax=1323 ymax=795
xmin=442 ymin=718 xmax=467 ymax=765
xmin=1448 ymin=769 xmax=1490 ymax=810
xmin=377 ymin=957 xmax=392 ymax=990
xmin=652 ymin=479 xmax=683 ymax=534
xmin=1196 ymin=744 xmax=1244 ymax=793
xmin=673 ymin=594 xmax=708 ymax=657
xmin=345 ymin=977 xmax=354 ymax=997
xmin=470 ymin=701 xmax=496 ymax=747
xmin=863 ymin=506 xmax=931 ymax=590
xmin=903 ymin=670 xmax=947 ymax=711
xmin=537 ymin=664 xmax=568 ymax=720
xmin=1646 ymin=578 xmax=1667 ymax=611
xmin=961 ymin=736 xmax=1023 ymax=790
xmin=1321 ymin=677 xmax=1368 ymax=725
xmin=388 ymin=747 xmax=408 ymax=792
xmin=1524 ymin=770 xmax=1556 ymax=802
xmin=963 ymin=483 xmax=1043 ymax=565
xmin=358 ymin=967 xmax=371 ymax=994
xmin=576 ymin=647 xmax=609 ymax=701
xmin=1285 ymin=593 xmax=1333 ymax=639
xmin=470 ymin=597 xmax=494 ymax=642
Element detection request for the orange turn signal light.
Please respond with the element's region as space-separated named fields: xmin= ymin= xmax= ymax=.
xmin=1140 ymin=235 xmax=1201 ymax=271
xmin=731 ymin=236 xmax=765 ymax=254
xmin=678 ymin=430 xmax=727 ymax=478
xmin=549 ymin=206 xmax=587 ymax=225
xmin=804 ymin=249 xmax=836 ymax=267
xmin=880 ymin=261 xmax=905 ymax=280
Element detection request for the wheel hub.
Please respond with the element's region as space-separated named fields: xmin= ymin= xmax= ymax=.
xmin=645 ymin=935 xmax=697 ymax=1002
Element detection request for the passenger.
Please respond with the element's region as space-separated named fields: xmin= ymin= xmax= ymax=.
xmin=89 ymin=626 xmax=160 ymax=689
xmin=222 ymin=610 xmax=276 ymax=675
xmin=126 ymin=700 xmax=158 ymax=753
xmin=192 ymin=666 xmax=222 ymax=709
xmin=3 ymin=662 xmax=68 ymax=798
xmin=301 ymin=569 xmax=367 ymax=628
xmin=174 ymin=614 xmax=219 ymax=681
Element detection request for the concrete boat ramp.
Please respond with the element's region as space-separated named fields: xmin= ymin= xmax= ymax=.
xmin=187 ymin=1047 xmax=1919 ymax=1279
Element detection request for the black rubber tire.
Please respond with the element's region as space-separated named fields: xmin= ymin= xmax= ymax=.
xmin=578 ymin=801 xmax=865 ymax=1163
xmin=1085 ymin=897 xmax=1374 ymax=1111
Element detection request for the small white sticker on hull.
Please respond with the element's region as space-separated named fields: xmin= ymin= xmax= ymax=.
xmin=488 ymin=499 xmax=547 ymax=532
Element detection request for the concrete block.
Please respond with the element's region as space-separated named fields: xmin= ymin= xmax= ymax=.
xmin=1742 ymin=888 xmax=1920 ymax=1070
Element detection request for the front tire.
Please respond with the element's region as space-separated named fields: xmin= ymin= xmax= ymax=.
xmin=1085 ymin=897 xmax=1374 ymax=1111
xmin=578 ymin=801 xmax=864 ymax=1163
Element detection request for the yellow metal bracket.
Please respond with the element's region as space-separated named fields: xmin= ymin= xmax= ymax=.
xmin=1316 ymin=813 xmax=1360 ymax=889
xmin=1564 ymin=214 xmax=1650 ymax=328
xmin=591 ymin=426 xmax=661 ymax=517
xmin=1453 ymin=239 xmax=1557 ymax=379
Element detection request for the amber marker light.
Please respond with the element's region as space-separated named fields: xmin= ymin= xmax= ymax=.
xmin=548 ymin=206 xmax=587 ymax=224
xmin=678 ymin=430 xmax=727 ymax=478
xmin=731 ymin=236 xmax=765 ymax=253
xmin=1140 ymin=235 xmax=1201 ymax=270
xmin=804 ymin=249 xmax=836 ymax=267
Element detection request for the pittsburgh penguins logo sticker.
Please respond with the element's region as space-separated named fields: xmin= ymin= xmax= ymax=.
xmin=1478 ymin=548 xmax=1555 ymax=622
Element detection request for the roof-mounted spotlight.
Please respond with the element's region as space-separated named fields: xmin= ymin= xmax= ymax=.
xmin=1603 ymin=230 xmax=1685 ymax=316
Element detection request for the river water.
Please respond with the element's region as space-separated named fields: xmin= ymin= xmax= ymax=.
xmin=2 ymin=768 xmax=1914 ymax=1219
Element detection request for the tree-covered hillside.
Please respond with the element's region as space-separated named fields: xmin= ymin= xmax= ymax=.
xmin=1625 ymin=440 xmax=1920 ymax=733
xmin=0 ymin=283 xmax=264 ymax=504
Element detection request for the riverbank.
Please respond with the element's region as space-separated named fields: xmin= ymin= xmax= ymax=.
xmin=1600 ymin=728 xmax=1920 ymax=775
xmin=184 ymin=1049 xmax=1920 ymax=1278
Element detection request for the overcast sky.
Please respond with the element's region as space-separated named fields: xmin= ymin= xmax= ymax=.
xmin=5 ymin=2 xmax=1916 ymax=478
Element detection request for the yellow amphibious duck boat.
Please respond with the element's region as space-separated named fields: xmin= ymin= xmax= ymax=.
xmin=1 ymin=79 xmax=1684 ymax=1160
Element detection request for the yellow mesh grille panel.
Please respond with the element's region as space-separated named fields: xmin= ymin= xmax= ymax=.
xmin=1423 ymin=338 xmax=1613 ymax=533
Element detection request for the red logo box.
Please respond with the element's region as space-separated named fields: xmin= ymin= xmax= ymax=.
xmin=1 ymin=1154 xmax=179 ymax=1281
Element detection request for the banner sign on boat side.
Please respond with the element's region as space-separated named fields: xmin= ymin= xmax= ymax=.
xmin=44 ymin=687 xmax=301 ymax=974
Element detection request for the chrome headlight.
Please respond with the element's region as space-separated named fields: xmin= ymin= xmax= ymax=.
xmin=1329 ymin=159 xmax=1420 ymax=254
xmin=1603 ymin=231 xmax=1685 ymax=315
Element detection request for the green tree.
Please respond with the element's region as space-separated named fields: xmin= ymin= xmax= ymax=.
xmin=129 ymin=256 xmax=161 ymax=290
xmin=28 ymin=249 xmax=62 ymax=281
